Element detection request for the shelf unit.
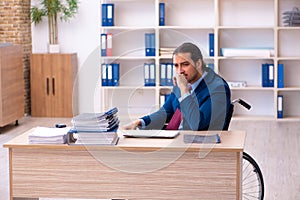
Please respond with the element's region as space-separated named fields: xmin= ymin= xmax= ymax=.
xmin=100 ymin=0 xmax=300 ymax=121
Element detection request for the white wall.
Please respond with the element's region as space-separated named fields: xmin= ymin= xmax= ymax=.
xmin=31 ymin=0 xmax=101 ymax=113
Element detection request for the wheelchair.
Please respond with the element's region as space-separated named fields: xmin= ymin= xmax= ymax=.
xmin=224 ymin=99 xmax=265 ymax=200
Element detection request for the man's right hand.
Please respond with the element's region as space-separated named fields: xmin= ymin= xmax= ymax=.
xmin=121 ymin=119 xmax=141 ymax=130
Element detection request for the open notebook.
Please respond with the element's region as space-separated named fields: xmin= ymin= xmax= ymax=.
xmin=120 ymin=129 xmax=180 ymax=139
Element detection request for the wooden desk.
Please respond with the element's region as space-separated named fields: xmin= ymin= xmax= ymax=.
xmin=4 ymin=129 xmax=246 ymax=200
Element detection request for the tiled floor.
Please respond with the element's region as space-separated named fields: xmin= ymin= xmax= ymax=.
xmin=0 ymin=116 xmax=299 ymax=200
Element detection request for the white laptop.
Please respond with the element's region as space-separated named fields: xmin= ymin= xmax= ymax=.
xmin=120 ymin=129 xmax=180 ymax=139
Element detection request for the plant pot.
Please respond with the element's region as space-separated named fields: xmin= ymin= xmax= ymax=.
xmin=48 ymin=44 xmax=60 ymax=53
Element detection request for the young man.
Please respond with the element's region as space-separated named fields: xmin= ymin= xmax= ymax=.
xmin=123 ymin=42 xmax=231 ymax=131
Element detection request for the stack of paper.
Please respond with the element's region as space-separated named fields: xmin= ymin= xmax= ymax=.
xmin=282 ymin=7 xmax=300 ymax=27
xmin=68 ymin=107 xmax=120 ymax=146
xmin=71 ymin=131 xmax=119 ymax=146
xmin=159 ymin=47 xmax=175 ymax=57
xmin=220 ymin=48 xmax=275 ymax=58
xmin=28 ymin=127 xmax=70 ymax=144
xmin=71 ymin=107 xmax=119 ymax=132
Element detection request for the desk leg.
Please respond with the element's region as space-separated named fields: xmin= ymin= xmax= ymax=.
xmin=236 ymin=152 xmax=243 ymax=200
xmin=9 ymin=148 xmax=13 ymax=200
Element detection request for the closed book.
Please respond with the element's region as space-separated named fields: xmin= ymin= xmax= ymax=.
xmin=101 ymin=34 xmax=107 ymax=56
xmin=209 ymin=33 xmax=214 ymax=56
xmin=278 ymin=63 xmax=284 ymax=88
xmin=106 ymin=33 xmax=113 ymax=56
xmin=277 ymin=95 xmax=283 ymax=118
xmin=159 ymin=3 xmax=165 ymax=26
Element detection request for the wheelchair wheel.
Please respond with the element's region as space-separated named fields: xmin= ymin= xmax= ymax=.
xmin=242 ymin=152 xmax=264 ymax=200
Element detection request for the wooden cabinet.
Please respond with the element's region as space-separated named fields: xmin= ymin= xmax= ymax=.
xmin=0 ymin=44 xmax=24 ymax=127
xmin=30 ymin=53 xmax=78 ymax=117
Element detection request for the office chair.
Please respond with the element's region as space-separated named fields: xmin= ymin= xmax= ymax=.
xmin=225 ymin=99 xmax=265 ymax=200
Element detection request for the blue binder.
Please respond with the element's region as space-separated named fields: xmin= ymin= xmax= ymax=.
xmin=106 ymin=4 xmax=114 ymax=26
xmin=160 ymin=63 xmax=167 ymax=86
xmin=166 ymin=63 xmax=173 ymax=86
xmin=150 ymin=33 xmax=156 ymax=56
xmin=101 ymin=64 xmax=108 ymax=86
xmin=209 ymin=33 xmax=214 ymax=56
xmin=101 ymin=4 xmax=107 ymax=26
xmin=101 ymin=34 xmax=107 ymax=56
xmin=268 ymin=64 xmax=274 ymax=87
xmin=149 ymin=63 xmax=156 ymax=86
xmin=107 ymin=64 xmax=113 ymax=86
xmin=145 ymin=33 xmax=151 ymax=56
xmin=145 ymin=33 xmax=155 ymax=56
xmin=159 ymin=3 xmax=165 ymax=26
xmin=262 ymin=63 xmax=269 ymax=87
xmin=112 ymin=63 xmax=119 ymax=86
xmin=277 ymin=95 xmax=283 ymax=118
xmin=144 ymin=63 xmax=150 ymax=86
xmin=278 ymin=63 xmax=284 ymax=88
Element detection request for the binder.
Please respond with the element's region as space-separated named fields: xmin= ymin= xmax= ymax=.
xmin=149 ymin=63 xmax=156 ymax=86
xmin=277 ymin=95 xmax=283 ymax=118
xmin=150 ymin=33 xmax=156 ymax=56
xmin=159 ymin=3 xmax=165 ymax=26
xmin=112 ymin=63 xmax=119 ymax=86
xmin=262 ymin=63 xmax=268 ymax=87
xmin=166 ymin=63 xmax=173 ymax=86
xmin=160 ymin=63 xmax=167 ymax=86
xmin=209 ymin=33 xmax=214 ymax=56
xmin=145 ymin=33 xmax=151 ymax=56
xmin=101 ymin=64 xmax=108 ymax=86
xmin=145 ymin=33 xmax=155 ymax=56
xmin=106 ymin=33 xmax=113 ymax=56
xmin=144 ymin=63 xmax=150 ymax=86
xmin=106 ymin=4 xmax=114 ymax=26
xmin=101 ymin=34 xmax=107 ymax=56
xmin=107 ymin=64 xmax=113 ymax=86
xmin=101 ymin=4 xmax=107 ymax=26
xmin=278 ymin=63 xmax=284 ymax=88
xmin=268 ymin=63 xmax=274 ymax=87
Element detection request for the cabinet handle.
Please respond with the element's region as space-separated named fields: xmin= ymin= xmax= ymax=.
xmin=46 ymin=77 xmax=49 ymax=95
xmin=52 ymin=77 xmax=55 ymax=96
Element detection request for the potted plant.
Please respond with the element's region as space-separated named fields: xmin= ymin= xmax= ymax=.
xmin=31 ymin=0 xmax=79 ymax=53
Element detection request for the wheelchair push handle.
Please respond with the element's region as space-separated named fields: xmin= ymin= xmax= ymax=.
xmin=232 ymin=98 xmax=251 ymax=110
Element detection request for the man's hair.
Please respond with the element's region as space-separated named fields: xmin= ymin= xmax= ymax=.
xmin=173 ymin=42 xmax=204 ymax=69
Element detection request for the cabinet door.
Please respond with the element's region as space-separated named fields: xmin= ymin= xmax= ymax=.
xmin=30 ymin=54 xmax=52 ymax=117
xmin=50 ymin=54 xmax=75 ymax=117
xmin=31 ymin=54 xmax=77 ymax=117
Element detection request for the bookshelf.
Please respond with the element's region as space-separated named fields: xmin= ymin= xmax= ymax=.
xmin=100 ymin=0 xmax=300 ymax=121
